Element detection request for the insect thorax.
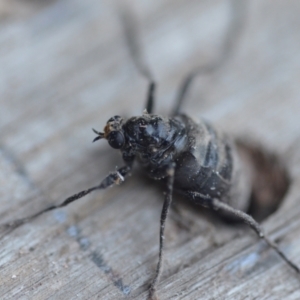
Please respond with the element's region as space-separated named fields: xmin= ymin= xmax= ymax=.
xmin=121 ymin=114 xmax=187 ymax=179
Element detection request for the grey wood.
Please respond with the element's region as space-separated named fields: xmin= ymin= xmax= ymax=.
xmin=1 ymin=0 xmax=300 ymax=299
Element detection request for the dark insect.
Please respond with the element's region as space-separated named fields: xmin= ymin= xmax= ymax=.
xmin=1 ymin=2 xmax=299 ymax=300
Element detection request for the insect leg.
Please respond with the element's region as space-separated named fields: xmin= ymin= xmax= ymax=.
xmin=0 ymin=165 xmax=132 ymax=236
xmin=148 ymin=164 xmax=176 ymax=300
xmin=211 ymin=198 xmax=300 ymax=274
xmin=172 ymin=0 xmax=247 ymax=115
xmin=145 ymin=81 xmax=155 ymax=115
xmin=119 ymin=8 xmax=156 ymax=113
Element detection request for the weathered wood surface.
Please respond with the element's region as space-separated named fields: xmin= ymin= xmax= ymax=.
xmin=1 ymin=0 xmax=300 ymax=299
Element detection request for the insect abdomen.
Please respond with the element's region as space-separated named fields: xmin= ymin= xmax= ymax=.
xmin=174 ymin=114 xmax=252 ymax=212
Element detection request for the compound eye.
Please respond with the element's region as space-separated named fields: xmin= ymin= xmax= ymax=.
xmin=107 ymin=131 xmax=125 ymax=149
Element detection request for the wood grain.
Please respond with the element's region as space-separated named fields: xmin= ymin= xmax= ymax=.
xmin=1 ymin=0 xmax=300 ymax=299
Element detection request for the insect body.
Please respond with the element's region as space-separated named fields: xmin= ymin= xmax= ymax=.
xmin=100 ymin=112 xmax=251 ymax=213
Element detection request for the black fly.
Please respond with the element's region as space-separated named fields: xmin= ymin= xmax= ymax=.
xmin=1 ymin=1 xmax=300 ymax=300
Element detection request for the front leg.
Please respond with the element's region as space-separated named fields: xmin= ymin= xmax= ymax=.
xmin=0 ymin=164 xmax=132 ymax=235
xmin=148 ymin=163 xmax=176 ymax=300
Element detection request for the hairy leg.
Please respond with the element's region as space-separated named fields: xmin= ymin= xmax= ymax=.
xmin=189 ymin=190 xmax=299 ymax=274
xmin=0 ymin=165 xmax=131 ymax=237
xmin=211 ymin=198 xmax=300 ymax=273
xmin=148 ymin=164 xmax=176 ymax=300
xmin=119 ymin=7 xmax=156 ymax=114
xmin=172 ymin=0 xmax=248 ymax=115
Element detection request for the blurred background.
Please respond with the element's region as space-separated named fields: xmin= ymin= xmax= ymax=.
xmin=1 ymin=0 xmax=300 ymax=299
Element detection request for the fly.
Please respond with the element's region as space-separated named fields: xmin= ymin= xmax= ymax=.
xmin=1 ymin=1 xmax=299 ymax=300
